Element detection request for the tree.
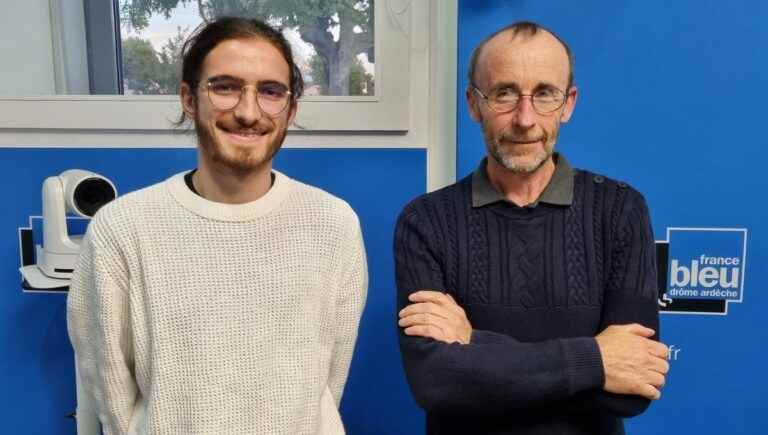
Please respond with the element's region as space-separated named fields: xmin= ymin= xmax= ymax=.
xmin=122 ymin=37 xmax=163 ymax=94
xmin=119 ymin=0 xmax=374 ymax=95
xmin=348 ymin=57 xmax=374 ymax=96
xmin=121 ymin=27 xmax=186 ymax=94
xmin=311 ymin=53 xmax=373 ymax=95
xmin=156 ymin=27 xmax=188 ymax=93
xmin=309 ymin=53 xmax=328 ymax=95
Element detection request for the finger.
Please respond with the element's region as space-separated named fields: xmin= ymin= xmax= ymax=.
xmin=398 ymin=313 xmax=423 ymax=328
xmin=645 ymin=371 xmax=666 ymax=389
xmin=646 ymin=355 xmax=670 ymax=375
xmin=399 ymin=302 xmax=435 ymax=317
xmin=408 ymin=290 xmax=444 ymax=302
xmin=404 ymin=324 xmax=446 ymax=342
xmin=648 ymin=342 xmax=670 ymax=359
xmin=400 ymin=313 xmax=462 ymax=344
xmin=400 ymin=313 xmax=460 ymax=340
xmin=399 ymin=302 xmax=455 ymax=321
xmin=409 ymin=290 xmax=453 ymax=307
xmin=624 ymin=323 xmax=655 ymax=338
xmin=399 ymin=312 xmax=441 ymax=328
xmin=637 ymin=384 xmax=661 ymax=400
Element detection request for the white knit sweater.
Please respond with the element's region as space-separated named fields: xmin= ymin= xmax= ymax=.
xmin=67 ymin=171 xmax=368 ymax=435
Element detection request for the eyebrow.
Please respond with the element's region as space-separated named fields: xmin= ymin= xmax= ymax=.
xmin=258 ymin=79 xmax=290 ymax=88
xmin=206 ymin=75 xmax=289 ymax=88
xmin=489 ymin=81 xmax=563 ymax=93
xmin=207 ymin=75 xmax=243 ymax=83
xmin=488 ymin=82 xmax=520 ymax=92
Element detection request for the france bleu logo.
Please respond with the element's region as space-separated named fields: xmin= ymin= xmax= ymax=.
xmin=656 ymin=228 xmax=748 ymax=315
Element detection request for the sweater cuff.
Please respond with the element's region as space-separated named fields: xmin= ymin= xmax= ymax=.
xmin=561 ymin=337 xmax=604 ymax=394
xmin=469 ymin=329 xmax=509 ymax=345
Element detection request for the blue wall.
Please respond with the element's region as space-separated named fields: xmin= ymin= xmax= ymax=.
xmin=1 ymin=148 xmax=426 ymax=434
xmin=458 ymin=1 xmax=768 ymax=433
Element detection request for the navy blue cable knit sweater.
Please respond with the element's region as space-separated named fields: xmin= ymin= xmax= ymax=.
xmin=394 ymin=167 xmax=659 ymax=435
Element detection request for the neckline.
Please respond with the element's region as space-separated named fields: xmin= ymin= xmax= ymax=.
xmin=167 ymin=170 xmax=294 ymax=222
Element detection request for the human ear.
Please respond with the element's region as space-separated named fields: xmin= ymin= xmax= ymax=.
xmin=559 ymin=86 xmax=578 ymax=123
xmin=466 ymin=87 xmax=482 ymax=122
xmin=180 ymin=82 xmax=197 ymax=118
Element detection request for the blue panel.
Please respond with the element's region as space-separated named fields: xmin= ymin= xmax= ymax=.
xmin=0 ymin=148 xmax=426 ymax=434
xmin=458 ymin=1 xmax=768 ymax=434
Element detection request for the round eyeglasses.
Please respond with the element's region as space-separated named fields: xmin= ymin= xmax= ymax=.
xmin=204 ymin=78 xmax=292 ymax=116
xmin=472 ymin=85 xmax=568 ymax=114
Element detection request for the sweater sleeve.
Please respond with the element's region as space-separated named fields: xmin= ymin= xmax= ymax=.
xmin=327 ymin=212 xmax=369 ymax=406
xmin=67 ymin=213 xmax=137 ymax=435
xmin=394 ymin=200 xmax=604 ymax=414
xmin=589 ymin=188 xmax=660 ymax=417
xmin=548 ymin=187 xmax=660 ymax=418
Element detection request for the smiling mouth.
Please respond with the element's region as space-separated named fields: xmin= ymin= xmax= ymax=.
xmin=220 ymin=128 xmax=266 ymax=142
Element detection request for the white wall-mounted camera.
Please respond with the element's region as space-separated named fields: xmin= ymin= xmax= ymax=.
xmin=36 ymin=170 xmax=117 ymax=279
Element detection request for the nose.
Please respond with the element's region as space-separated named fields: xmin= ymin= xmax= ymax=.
xmin=233 ymin=86 xmax=262 ymax=125
xmin=513 ymin=95 xmax=536 ymax=129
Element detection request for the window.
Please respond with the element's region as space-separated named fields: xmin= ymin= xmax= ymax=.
xmin=119 ymin=0 xmax=375 ymax=97
xmin=0 ymin=0 xmax=410 ymax=131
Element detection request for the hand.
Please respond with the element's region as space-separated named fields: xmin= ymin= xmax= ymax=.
xmin=595 ymin=324 xmax=670 ymax=400
xmin=398 ymin=290 xmax=472 ymax=344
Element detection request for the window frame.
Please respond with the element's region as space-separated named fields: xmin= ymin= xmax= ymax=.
xmin=0 ymin=0 xmax=409 ymax=132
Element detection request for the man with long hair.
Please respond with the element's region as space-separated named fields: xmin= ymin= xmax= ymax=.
xmin=68 ymin=17 xmax=367 ymax=435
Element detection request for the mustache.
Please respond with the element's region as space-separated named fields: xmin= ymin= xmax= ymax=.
xmin=499 ymin=131 xmax=547 ymax=144
xmin=217 ymin=117 xmax=274 ymax=135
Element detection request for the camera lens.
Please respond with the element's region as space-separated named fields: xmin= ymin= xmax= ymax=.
xmin=73 ymin=178 xmax=116 ymax=217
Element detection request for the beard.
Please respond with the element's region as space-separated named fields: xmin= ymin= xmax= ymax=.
xmin=483 ymin=122 xmax=558 ymax=174
xmin=194 ymin=113 xmax=287 ymax=175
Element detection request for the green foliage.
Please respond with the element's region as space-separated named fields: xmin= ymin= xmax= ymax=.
xmin=120 ymin=0 xmax=372 ymax=31
xmin=120 ymin=0 xmax=193 ymax=31
xmin=119 ymin=0 xmax=374 ymax=95
xmin=348 ymin=57 xmax=374 ymax=96
xmin=310 ymin=54 xmax=374 ymax=95
xmin=121 ymin=37 xmax=160 ymax=93
xmin=121 ymin=28 xmax=187 ymax=94
xmin=262 ymin=0 xmax=373 ymax=28
xmin=309 ymin=54 xmax=328 ymax=95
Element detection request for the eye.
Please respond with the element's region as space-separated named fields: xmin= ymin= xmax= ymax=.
xmin=210 ymin=81 xmax=241 ymax=95
xmin=534 ymin=87 xmax=561 ymax=102
xmin=493 ymin=87 xmax=519 ymax=102
xmin=258 ymin=83 xmax=289 ymax=100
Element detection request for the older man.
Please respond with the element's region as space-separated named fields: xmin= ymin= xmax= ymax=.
xmin=395 ymin=22 xmax=668 ymax=434
xmin=67 ymin=17 xmax=367 ymax=435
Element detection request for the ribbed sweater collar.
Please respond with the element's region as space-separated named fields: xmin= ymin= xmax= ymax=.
xmin=166 ymin=170 xmax=294 ymax=222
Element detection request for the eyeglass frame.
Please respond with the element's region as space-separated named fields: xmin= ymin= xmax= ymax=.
xmin=201 ymin=77 xmax=294 ymax=117
xmin=470 ymin=83 xmax=571 ymax=115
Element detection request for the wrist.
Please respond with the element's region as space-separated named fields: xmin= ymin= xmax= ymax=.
xmin=562 ymin=337 xmax=605 ymax=394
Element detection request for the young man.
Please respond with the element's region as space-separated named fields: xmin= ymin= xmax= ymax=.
xmin=68 ymin=17 xmax=367 ymax=435
xmin=395 ymin=22 xmax=669 ymax=434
